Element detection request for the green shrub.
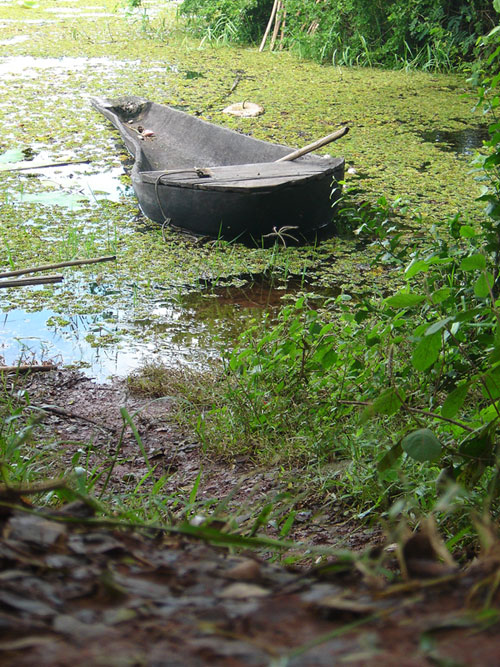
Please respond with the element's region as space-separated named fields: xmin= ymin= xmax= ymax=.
xmin=180 ymin=0 xmax=273 ymax=44
xmin=179 ymin=0 xmax=497 ymax=70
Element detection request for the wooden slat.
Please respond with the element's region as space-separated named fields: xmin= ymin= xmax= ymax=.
xmin=141 ymin=161 xmax=334 ymax=191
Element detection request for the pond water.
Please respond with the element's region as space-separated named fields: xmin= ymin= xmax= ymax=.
xmin=0 ymin=0 xmax=488 ymax=381
xmin=417 ymin=127 xmax=490 ymax=155
xmin=0 ymin=280 xmax=309 ymax=381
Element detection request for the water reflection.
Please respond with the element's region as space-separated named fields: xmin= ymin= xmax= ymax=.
xmin=5 ymin=150 xmax=131 ymax=206
xmin=418 ymin=127 xmax=490 ymax=155
xmin=0 ymin=304 xmax=212 ymax=382
xmin=0 ymin=280 xmax=302 ymax=381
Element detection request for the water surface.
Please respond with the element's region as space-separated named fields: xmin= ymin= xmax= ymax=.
xmin=0 ymin=0 xmax=486 ymax=379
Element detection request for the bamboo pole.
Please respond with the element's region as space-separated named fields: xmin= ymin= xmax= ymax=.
xmin=0 ymin=255 xmax=116 ymax=279
xmin=276 ymin=126 xmax=350 ymax=162
xmin=279 ymin=6 xmax=287 ymax=50
xmin=1 ymin=159 xmax=91 ymax=173
xmin=259 ymin=0 xmax=280 ymax=52
xmin=0 ymin=275 xmax=63 ymax=288
xmin=269 ymin=0 xmax=283 ymax=51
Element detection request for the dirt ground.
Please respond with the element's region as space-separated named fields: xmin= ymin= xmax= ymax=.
xmin=20 ymin=370 xmax=383 ymax=551
xmin=1 ymin=370 xmax=500 ymax=665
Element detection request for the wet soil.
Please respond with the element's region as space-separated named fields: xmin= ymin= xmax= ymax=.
xmin=1 ymin=369 xmax=500 ymax=665
xmin=20 ymin=369 xmax=380 ymax=552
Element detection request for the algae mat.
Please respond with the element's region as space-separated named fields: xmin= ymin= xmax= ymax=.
xmin=0 ymin=0 xmax=487 ymax=378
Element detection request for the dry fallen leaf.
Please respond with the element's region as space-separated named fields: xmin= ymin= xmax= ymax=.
xmin=224 ymin=559 xmax=261 ymax=581
xmin=218 ymin=583 xmax=269 ymax=599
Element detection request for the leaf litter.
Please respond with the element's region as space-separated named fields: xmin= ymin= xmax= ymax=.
xmin=1 ymin=493 xmax=500 ymax=665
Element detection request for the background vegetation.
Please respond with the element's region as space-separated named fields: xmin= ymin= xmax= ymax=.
xmin=180 ymin=0 xmax=497 ymax=69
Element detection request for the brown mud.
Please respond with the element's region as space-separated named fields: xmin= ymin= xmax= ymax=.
xmin=22 ymin=369 xmax=381 ymax=551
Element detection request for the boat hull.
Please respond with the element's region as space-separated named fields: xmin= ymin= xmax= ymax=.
xmin=92 ymin=96 xmax=345 ymax=241
xmin=137 ymin=173 xmax=340 ymax=240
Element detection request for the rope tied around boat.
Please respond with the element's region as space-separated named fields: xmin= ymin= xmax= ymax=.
xmin=154 ymin=168 xmax=212 ymax=226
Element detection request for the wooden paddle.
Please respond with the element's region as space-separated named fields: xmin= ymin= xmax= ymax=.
xmin=276 ymin=126 xmax=349 ymax=162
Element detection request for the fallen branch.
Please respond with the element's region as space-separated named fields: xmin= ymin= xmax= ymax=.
xmin=0 ymin=364 xmax=57 ymax=374
xmin=0 ymin=275 xmax=63 ymax=288
xmin=1 ymin=159 xmax=91 ymax=173
xmin=0 ymin=255 xmax=116 ymax=279
xmin=230 ymin=73 xmax=242 ymax=94
xmin=30 ymin=404 xmax=116 ymax=433
xmin=0 ymin=481 xmax=103 ymax=515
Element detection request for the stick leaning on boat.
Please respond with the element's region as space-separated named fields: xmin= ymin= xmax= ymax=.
xmin=277 ymin=126 xmax=349 ymax=162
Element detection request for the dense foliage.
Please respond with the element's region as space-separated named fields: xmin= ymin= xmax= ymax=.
xmin=180 ymin=0 xmax=497 ymax=69
xmin=197 ymin=10 xmax=500 ymax=523
xmin=179 ymin=0 xmax=272 ymax=44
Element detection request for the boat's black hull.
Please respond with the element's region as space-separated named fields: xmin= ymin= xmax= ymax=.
xmin=92 ymin=96 xmax=345 ymax=241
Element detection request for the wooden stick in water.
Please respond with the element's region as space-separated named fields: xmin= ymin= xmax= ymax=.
xmin=0 ymin=255 xmax=116 ymax=279
xmin=276 ymin=126 xmax=349 ymax=162
xmin=0 ymin=275 xmax=63 ymax=288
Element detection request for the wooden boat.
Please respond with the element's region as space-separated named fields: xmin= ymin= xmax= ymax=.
xmin=92 ymin=96 xmax=345 ymax=241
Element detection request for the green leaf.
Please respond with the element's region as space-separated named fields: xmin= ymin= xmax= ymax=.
xmin=360 ymin=387 xmax=404 ymax=423
xmin=319 ymin=322 xmax=336 ymax=336
xmin=366 ymin=335 xmax=381 ymax=347
xmin=279 ymin=511 xmax=296 ymax=537
xmin=411 ymin=331 xmax=441 ymax=371
xmin=454 ymin=307 xmax=484 ymax=323
xmin=474 ymin=272 xmax=494 ymax=298
xmin=405 ymin=259 xmax=428 ymax=279
xmin=189 ymin=468 xmax=202 ymax=504
xmin=402 ymin=429 xmax=442 ymax=462
xmin=493 ymin=0 xmax=500 ymax=14
xmin=481 ymin=367 xmax=500 ymax=400
xmin=459 ymin=435 xmax=494 ymax=464
xmin=425 ymin=317 xmax=453 ymax=336
xmin=460 ymin=254 xmax=486 ymax=271
xmin=431 ymin=287 xmax=452 ymax=304
xmin=459 ymin=226 xmax=476 ymax=238
xmin=377 ymin=441 xmax=403 ymax=473
xmin=441 ymin=384 xmax=468 ymax=419
xmin=385 ymin=292 xmax=426 ymax=308
xmin=317 ymin=348 xmax=338 ymax=369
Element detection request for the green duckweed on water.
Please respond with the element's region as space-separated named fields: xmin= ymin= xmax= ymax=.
xmin=0 ymin=0 xmax=489 ymax=378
